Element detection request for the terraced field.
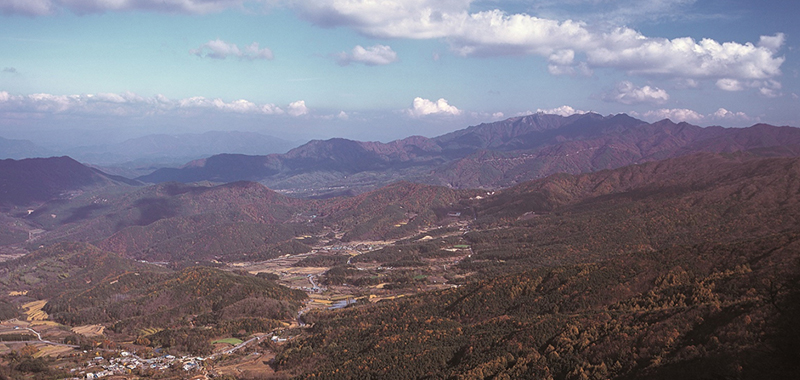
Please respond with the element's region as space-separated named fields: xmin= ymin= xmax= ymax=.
xmin=22 ymin=300 xmax=48 ymax=321
xmin=71 ymin=324 xmax=105 ymax=337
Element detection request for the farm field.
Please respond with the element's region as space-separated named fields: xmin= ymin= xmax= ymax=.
xmin=71 ymin=324 xmax=105 ymax=337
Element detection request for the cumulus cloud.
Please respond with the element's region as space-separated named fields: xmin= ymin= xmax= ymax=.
xmin=190 ymin=39 xmax=273 ymax=60
xmin=547 ymin=50 xmax=591 ymax=76
xmin=7 ymin=1 xmax=787 ymax=88
xmin=637 ymin=107 xmax=753 ymax=125
xmin=641 ymin=108 xmax=704 ymax=123
xmin=758 ymin=80 xmax=782 ymax=98
xmin=287 ymin=100 xmax=309 ymax=116
xmin=758 ymin=33 xmax=785 ymax=52
xmin=0 ymin=90 xmax=309 ymax=118
xmin=406 ymin=97 xmax=461 ymax=117
xmin=710 ymin=108 xmax=751 ymax=123
xmin=548 ymin=49 xmax=574 ymax=65
xmin=716 ymin=78 xmax=743 ymax=91
xmin=177 ymin=96 xmax=284 ymax=114
xmin=602 ymin=81 xmax=669 ymax=105
xmin=535 ymin=105 xmax=587 ymax=117
xmin=290 ymin=1 xmax=784 ymax=83
xmin=586 ymin=34 xmax=784 ymax=80
xmin=717 ymin=78 xmax=783 ymax=97
xmin=335 ymin=44 xmax=399 ymax=66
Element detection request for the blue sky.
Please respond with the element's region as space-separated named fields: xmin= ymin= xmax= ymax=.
xmin=1 ymin=0 xmax=798 ymax=145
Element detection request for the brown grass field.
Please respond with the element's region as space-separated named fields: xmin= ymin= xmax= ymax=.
xmin=22 ymin=300 xmax=48 ymax=321
xmin=33 ymin=345 xmax=74 ymax=358
xmin=71 ymin=324 xmax=105 ymax=337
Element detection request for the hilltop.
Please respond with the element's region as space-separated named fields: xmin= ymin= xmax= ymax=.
xmin=0 ymin=156 xmax=139 ymax=209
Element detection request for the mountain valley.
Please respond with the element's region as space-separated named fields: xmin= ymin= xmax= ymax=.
xmin=0 ymin=114 xmax=798 ymax=379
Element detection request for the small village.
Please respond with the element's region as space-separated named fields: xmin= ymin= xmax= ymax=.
xmin=0 ymin=232 xmax=473 ymax=379
xmin=76 ymin=351 xmax=202 ymax=379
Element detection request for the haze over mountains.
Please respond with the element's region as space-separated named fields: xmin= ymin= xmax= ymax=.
xmin=0 ymin=130 xmax=299 ymax=178
xmin=4 ymin=112 xmax=800 ymax=210
xmin=138 ymin=113 xmax=800 ymax=197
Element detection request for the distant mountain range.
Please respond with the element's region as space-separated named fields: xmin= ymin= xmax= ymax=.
xmin=137 ymin=113 xmax=800 ymax=197
xmin=63 ymin=130 xmax=298 ymax=166
xmin=0 ymin=131 xmax=299 ymax=178
xmin=0 ymin=136 xmax=54 ymax=160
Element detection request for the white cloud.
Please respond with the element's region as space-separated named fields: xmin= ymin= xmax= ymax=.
xmin=535 ymin=105 xmax=587 ymax=117
xmin=758 ymin=80 xmax=782 ymax=98
xmin=716 ymin=78 xmax=743 ymax=91
xmin=290 ymin=2 xmax=784 ymax=82
xmin=0 ymin=90 xmax=298 ymax=117
xmin=336 ymin=44 xmax=398 ymax=66
xmin=758 ymin=33 xmax=785 ymax=52
xmin=491 ymin=112 xmax=504 ymax=119
xmin=548 ymin=49 xmax=575 ymax=66
xmin=716 ymin=78 xmax=783 ymax=97
xmin=634 ymin=107 xmax=754 ymax=125
xmin=6 ymin=1 xmax=787 ymax=88
xmin=287 ymin=100 xmax=309 ymax=116
xmin=547 ymin=50 xmax=592 ymax=76
xmin=549 ymin=62 xmax=592 ymax=76
xmin=602 ymin=81 xmax=669 ymax=105
xmin=642 ymin=108 xmax=704 ymax=123
xmin=190 ymin=39 xmax=273 ymax=60
xmin=585 ymin=34 xmax=784 ymax=80
xmin=406 ymin=97 xmax=461 ymax=117
xmin=710 ymin=108 xmax=751 ymax=123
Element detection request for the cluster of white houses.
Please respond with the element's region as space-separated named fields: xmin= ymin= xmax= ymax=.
xmin=71 ymin=351 xmax=203 ymax=379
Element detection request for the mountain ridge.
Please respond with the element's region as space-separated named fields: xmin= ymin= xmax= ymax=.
xmin=136 ymin=113 xmax=800 ymax=197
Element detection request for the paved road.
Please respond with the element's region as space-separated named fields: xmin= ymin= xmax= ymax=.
xmin=209 ymin=334 xmax=268 ymax=359
xmin=24 ymin=327 xmax=42 ymax=340
xmin=0 ymin=325 xmax=78 ymax=349
xmin=0 ymin=339 xmax=79 ymax=348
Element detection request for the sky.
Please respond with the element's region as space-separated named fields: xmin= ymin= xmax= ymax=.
xmin=1 ymin=0 xmax=799 ymax=146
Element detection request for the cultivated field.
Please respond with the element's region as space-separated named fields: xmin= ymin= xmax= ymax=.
xmin=22 ymin=300 xmax=48 ymax=321
xmin=71 ymin=324 xmax=105 ymax=337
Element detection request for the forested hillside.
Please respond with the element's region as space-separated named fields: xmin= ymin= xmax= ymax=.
xmin=277 ymin=232 xmax=800 ymax=379
xmin=271 ymin=153 xmax=800 ymax=379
